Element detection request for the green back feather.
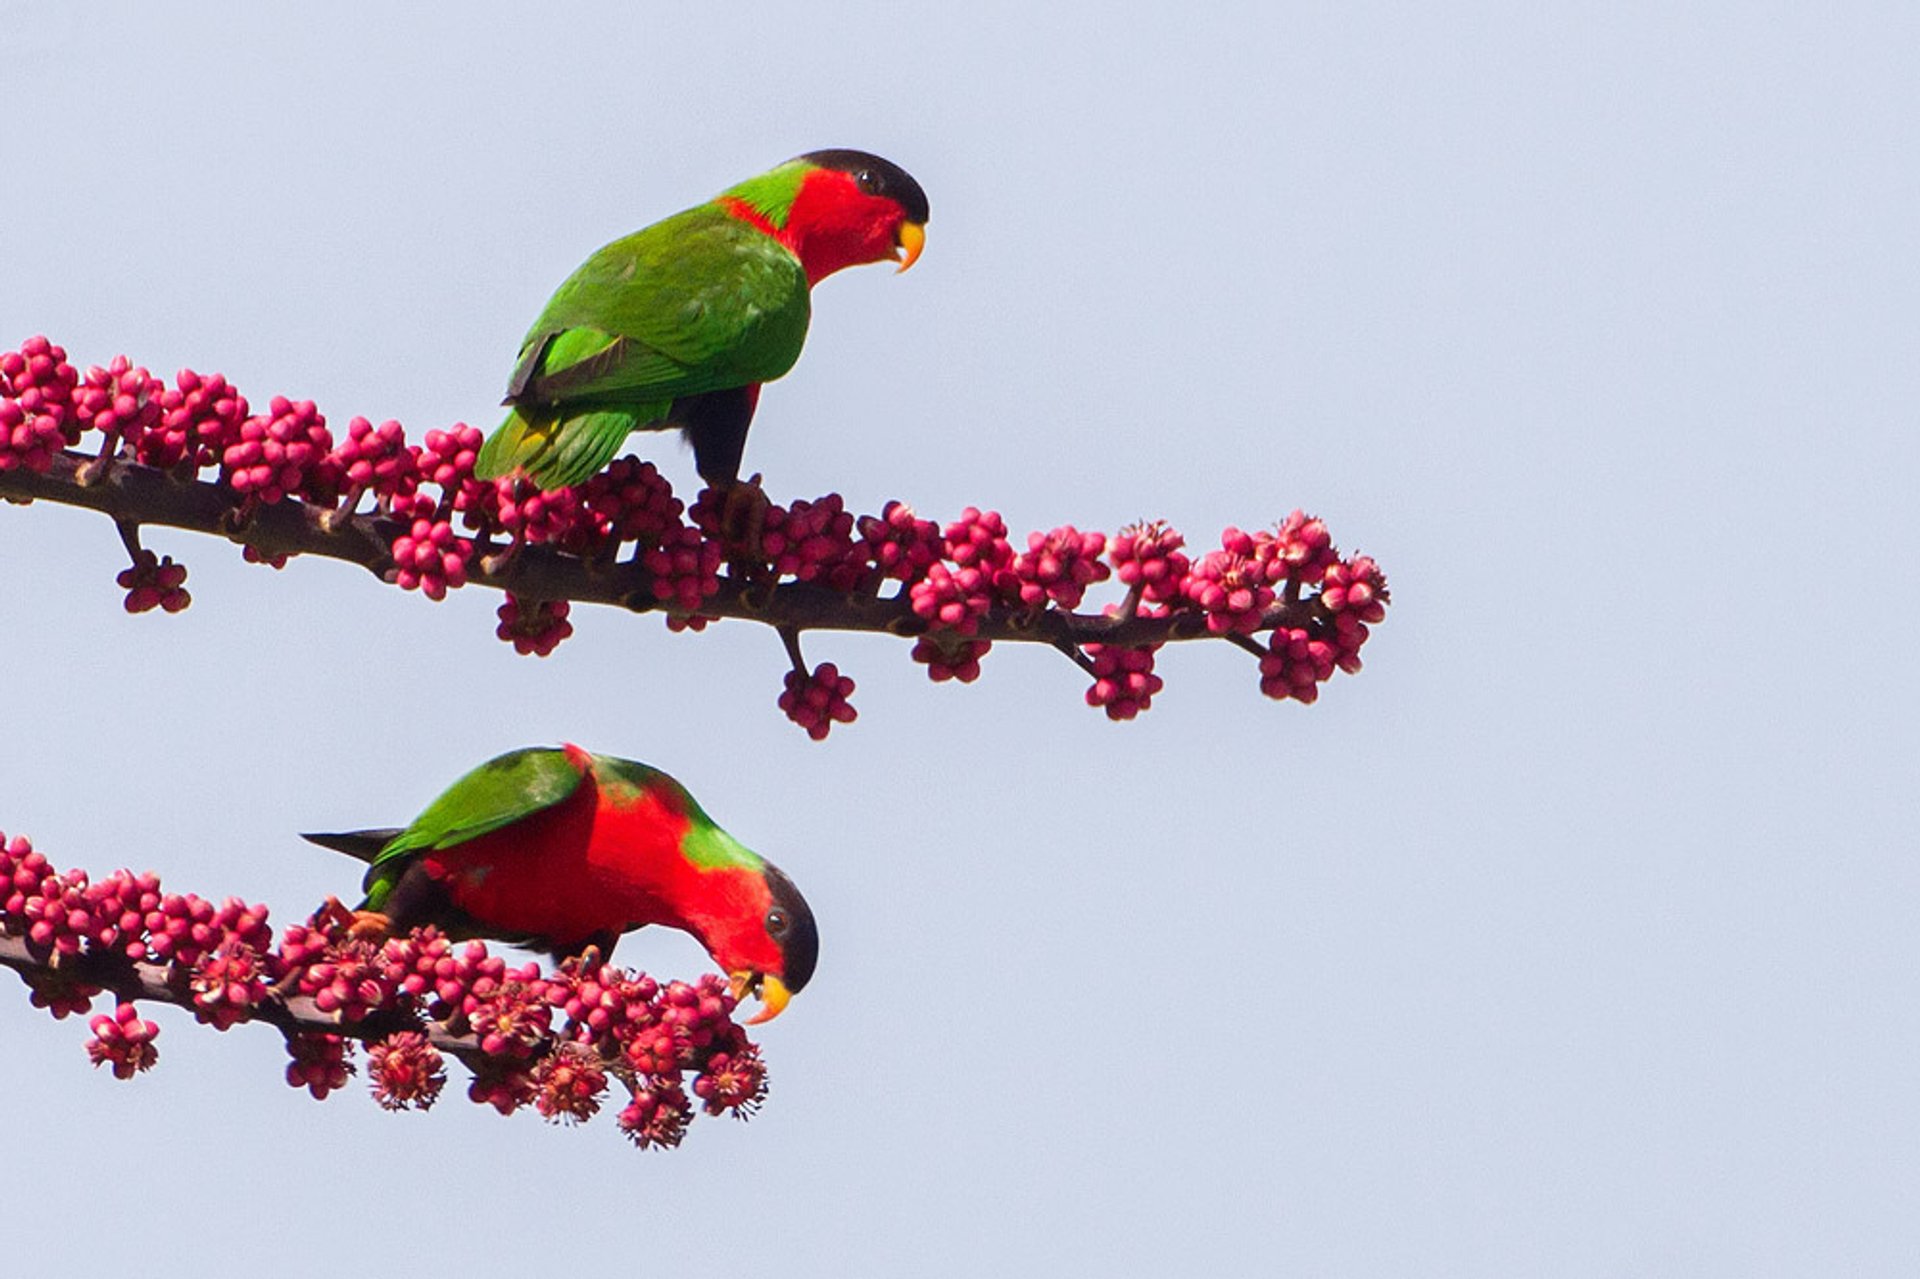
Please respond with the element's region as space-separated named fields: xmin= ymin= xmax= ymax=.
xmin=362 ymin=747 xmax=587 ymax=904
xmin=589 ymin=755 xmax=763 ymax=874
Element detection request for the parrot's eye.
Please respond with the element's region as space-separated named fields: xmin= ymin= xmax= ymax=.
xmin=855 ymin=169 xmax=876 ymax=191
xmin=765 ymin=907 xmax=790 ymax=938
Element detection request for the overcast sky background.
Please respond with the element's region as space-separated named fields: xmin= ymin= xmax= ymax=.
xmin=3 ymin=4 xmax=1916 ymax=1274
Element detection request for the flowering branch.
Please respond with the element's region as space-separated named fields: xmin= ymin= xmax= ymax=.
xmin=0 ymin=336 xmax=1392 ymax=734
xmin=0 ymin=831 xmax=766 ymax=1149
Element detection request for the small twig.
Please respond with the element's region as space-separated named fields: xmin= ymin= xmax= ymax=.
xmin=1052 ymin=637 xmax=1097 ymax=676
xmin=777 ymin=625 xmax=809 ymax=675
xmin=1226 ymin=632 xmax=1269 ymax=660
xmin=113 ymin=517 xmax=144 ymax=563
xmin=317 ymin=486 xmax=363 ymax=534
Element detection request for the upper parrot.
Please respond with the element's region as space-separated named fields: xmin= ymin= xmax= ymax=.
xmin=303 ymin=744 xmax=817 ymax=1024
xmin=473 ymin=148 xmax=929 ymax=492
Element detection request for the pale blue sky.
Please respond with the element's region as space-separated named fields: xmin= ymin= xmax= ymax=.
xmin=2 ymin=4 xmax=1916 ymax=1274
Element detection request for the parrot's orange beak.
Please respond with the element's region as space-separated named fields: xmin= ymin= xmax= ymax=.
xmin=732 ymin=971 xmax=793 ymax=1025
xmin=895 ymin=221 xmax=925 ymax=273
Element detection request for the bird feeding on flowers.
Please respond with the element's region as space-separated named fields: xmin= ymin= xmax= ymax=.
xmin=304 ymin=744 xmax=817 ymax=1024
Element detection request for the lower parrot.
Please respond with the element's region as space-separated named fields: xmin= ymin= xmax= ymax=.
xmin=303 ymin=744 xmax=816 ymax=1024
xmin=474 ymin=148 xmax=929 ymax=492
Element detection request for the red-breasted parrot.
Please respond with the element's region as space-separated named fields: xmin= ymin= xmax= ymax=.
xmin=303 ymin=744 xmax=817 ymax=1024
xmin=473 ymin=148 xmax=929 ymax=492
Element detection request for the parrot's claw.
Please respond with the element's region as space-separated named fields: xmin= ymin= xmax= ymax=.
xmin=312 ymin=896 xmax=355 ymax=929
xmin=275 ymin=897 xmax=382 ymax=995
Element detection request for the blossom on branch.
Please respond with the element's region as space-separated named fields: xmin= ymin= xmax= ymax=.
xmin=0 ymin=831 xmax=767 ymax=1151
xmin=0 ymin=336 xmax=1391 ymax=730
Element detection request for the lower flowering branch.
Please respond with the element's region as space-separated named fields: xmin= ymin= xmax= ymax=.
xmin=0 ymin=831 xmax=765 ymax=1149
xmin=0 ymin=336 xmax=1392 ymax=736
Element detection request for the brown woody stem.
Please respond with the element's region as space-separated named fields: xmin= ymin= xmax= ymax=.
xmin=0 ymin=450 xmax=1319 ymax=647
xmin=1 ymin=931 xmax=491 ymax=1071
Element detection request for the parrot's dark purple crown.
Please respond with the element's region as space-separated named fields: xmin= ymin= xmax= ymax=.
xmin=762 ymin=862 xmax=819 ymax=993
xmin=799 ymin=149 xmax=930 ymax=226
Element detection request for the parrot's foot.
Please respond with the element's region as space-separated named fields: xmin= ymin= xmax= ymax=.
xmin=345 ymin=910 xmax=393 ymax=944
xmin=717 ymin=475 xmax=771 ymax=576
xmin=309 ymin=896 xmax=393 ymax=944
xmin=272 ymin=897 xmax=384 ymax=995
xmin=554 ymin=932 xmax=619 ymax=971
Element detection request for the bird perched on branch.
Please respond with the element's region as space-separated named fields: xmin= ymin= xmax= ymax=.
xmin=475 ymin=148 xmax=928 ymax=494
xmin=304 ymin=744 xmax=817 ymax=1024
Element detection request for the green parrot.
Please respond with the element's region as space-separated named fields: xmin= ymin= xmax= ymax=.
xmin=474 ymin=148 xmax=929 ymax=492
xmin=304 ymin=744 xmax=817 ymax=1024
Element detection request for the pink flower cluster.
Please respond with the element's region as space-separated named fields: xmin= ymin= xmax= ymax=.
xmin=285 ymin=1031 xmax=353 ymax=1099
xmin=332 ymin=417 xmax=418 ymax=509
xmin=479 ymin=479 xmax=586 ymax=552
xmin=0 ymin=832 xmax=767 ymax=1149
xmin=908 ymin=560 xmax=993 ymax=635
xmin=1084 ymin=643 xmax=1164 ymax=720
xmin=87 ymin=1002 xmax=160 ymax=1079
xmin=73 ymin=356 xmax=162 ymax=461
xmin=758 ymin=493 xmax=858 ymax=587
xmin=583 ymin=457 xmax=683 ymax=545
xmin=1257 ymin=552 xmax=1387 ymax=703
xmin=0 ymin=336 xmax=78 ymax=472
xmin=1110 ymin=520 xmax=1190 ymax=604
xmin=142 ymin=370 xmax=248 ymax=470
xmin=1184 ymin=527 xmax=1276 ymax=635
xmin=858 ymin=500 xmax=941 ymax=581
xmin=1009 ymin=525 xmax=1110 ymax=610
xmin=221 ymin=396 xmax=333 ymax=505
xmin=116 ymin=550 xmax=190 ymax=614
xmin=642 ymin=525 xmax=723 ymax=614
xmin=367 ymin=1030 xmax=445 ymax=1110
xmin=779 ymin=662 xmax=858 ymax=741
xmin=388 ymin=498 xmax=474 ymax=601
xmin=911 ymin=634 xmax=992 ymax=684
xmin=496 ymin=594 xmax=574 ymax=657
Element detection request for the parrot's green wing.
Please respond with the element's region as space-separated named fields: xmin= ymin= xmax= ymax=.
xmin=508 ymin=203 xmax=811 ymax=409
xmin=474 ymin=203 xmax=810 ymax=488
xmin=365 ymin=747 xmax=588 ymax=890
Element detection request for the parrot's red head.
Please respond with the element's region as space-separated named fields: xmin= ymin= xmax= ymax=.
xmin=692 ymin=860 xmax=819 ymax=1025
xmin=722 ymin=149 xmax=928 ymax=286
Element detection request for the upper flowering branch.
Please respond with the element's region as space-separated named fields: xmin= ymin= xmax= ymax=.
xmin=0 ymin=830 xmax=762 ymax=1150
xmin=0 ymin=337 xmax=1391 ymax=736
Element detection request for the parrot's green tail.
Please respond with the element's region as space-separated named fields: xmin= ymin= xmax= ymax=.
xmin=473 ymin=409 xmax=537 ymax=483
xmin=475 ymin=405 xmax=669 ymax=491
